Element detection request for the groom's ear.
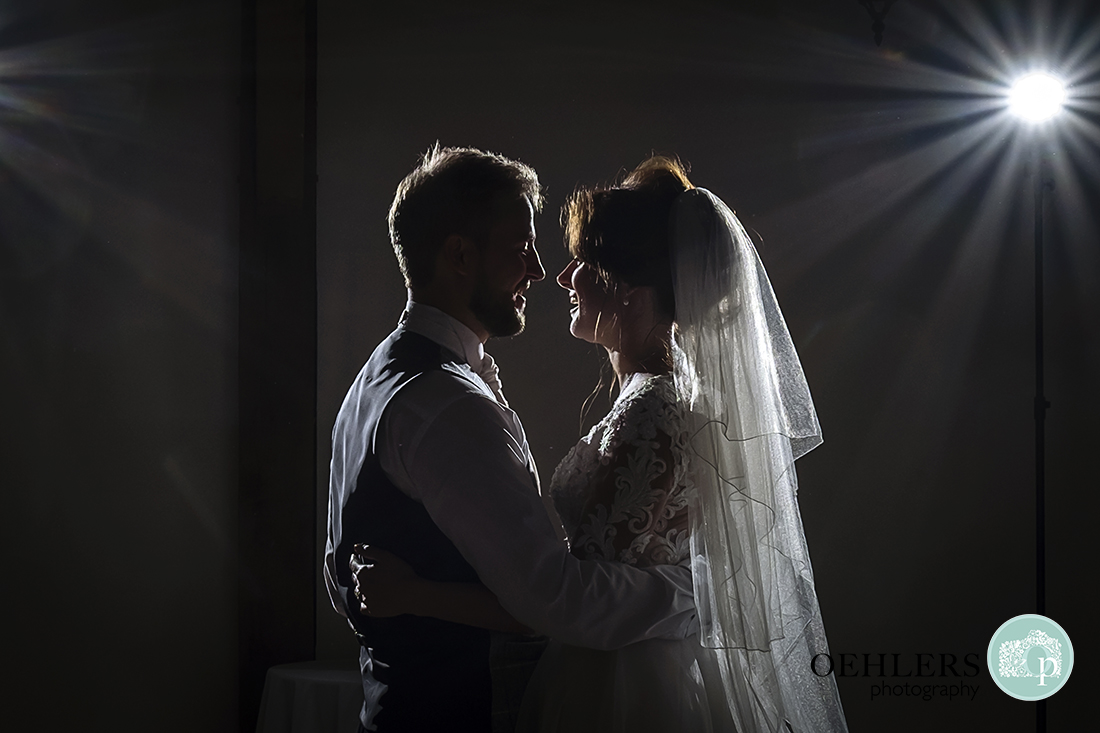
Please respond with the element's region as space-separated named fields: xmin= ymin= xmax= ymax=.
xmin=441 ymin=233 xmax=477 ymax=278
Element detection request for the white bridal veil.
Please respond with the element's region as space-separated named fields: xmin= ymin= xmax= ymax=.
xmin=671 ymin=188 xmax=848 ymax=732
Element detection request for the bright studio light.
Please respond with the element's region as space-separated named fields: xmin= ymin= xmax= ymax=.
xmin=1009 ymin=73 xmax=1066 ymax=121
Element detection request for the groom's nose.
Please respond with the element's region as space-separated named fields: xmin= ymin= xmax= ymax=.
xmin=525 ymin=245 xmax=546 ymax=282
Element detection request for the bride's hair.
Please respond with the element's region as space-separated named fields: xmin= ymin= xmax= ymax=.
xmin=562 ymin=155 xmax=693 ymax=320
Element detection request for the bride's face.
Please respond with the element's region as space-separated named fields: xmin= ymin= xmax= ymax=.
xmin=557 ymin=258 xmax=619 ymax=346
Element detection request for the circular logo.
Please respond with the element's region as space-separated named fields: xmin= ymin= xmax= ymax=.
xmin=987 ymin=614 xmax=1074 ymax=700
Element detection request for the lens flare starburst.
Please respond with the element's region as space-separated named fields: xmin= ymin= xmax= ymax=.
xmin=1009 ymin=73 xmax=1067 ymax=121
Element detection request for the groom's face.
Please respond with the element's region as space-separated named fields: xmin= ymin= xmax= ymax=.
xmin=469 ymin=196 xmax=545 ymax=337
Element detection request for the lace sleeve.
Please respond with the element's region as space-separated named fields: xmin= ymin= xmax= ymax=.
xmin=569 ymin=383 xmax=692 ymax=568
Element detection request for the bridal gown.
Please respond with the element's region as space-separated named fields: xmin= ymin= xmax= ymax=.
xmin=516 ymin=372 xmax=736 ymax=733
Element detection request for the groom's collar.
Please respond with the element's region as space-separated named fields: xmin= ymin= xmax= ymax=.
xmin=400 ymin=296 xmax=486 ymax=369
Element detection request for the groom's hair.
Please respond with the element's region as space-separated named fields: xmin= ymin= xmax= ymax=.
xmin=388 ymin=143 xmax=543 ymax=289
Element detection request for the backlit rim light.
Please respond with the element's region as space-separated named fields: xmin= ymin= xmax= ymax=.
xmin=1009 ymin=73 xmax=1066 ymax=121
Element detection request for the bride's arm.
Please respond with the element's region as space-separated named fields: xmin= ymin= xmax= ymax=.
xmin=350 ymin=545 xmax=533 ymax=634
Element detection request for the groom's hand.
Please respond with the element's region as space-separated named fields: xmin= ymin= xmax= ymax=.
xmin=350 ymin=544 xmax=423 ymax=617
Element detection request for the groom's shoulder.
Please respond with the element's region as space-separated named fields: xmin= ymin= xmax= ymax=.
xmin=366 ymin=328 xmax=447 ymax=371
xmin=352 ymin=329 xmax=460 ymax=384
xmin=355 ymin=329 xmax=496 ymax=416
xmin=390 ymin=363 xmax=499 ymax=422
xmin=339 ymin=330 xmax=467 ymax=411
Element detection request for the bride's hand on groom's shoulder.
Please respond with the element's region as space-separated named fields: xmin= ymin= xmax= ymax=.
xmin=350 ymin=544 xmax=424 ymax=618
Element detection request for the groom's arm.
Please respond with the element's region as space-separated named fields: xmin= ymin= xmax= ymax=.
xmin=381 ymin=378 xmax=697 ymax=650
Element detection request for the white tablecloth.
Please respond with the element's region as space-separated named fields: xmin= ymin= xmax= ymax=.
xmin=256 ymin=660 xmax=364 ymax=733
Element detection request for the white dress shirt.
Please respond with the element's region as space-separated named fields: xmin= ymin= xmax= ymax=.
xmin=375 ymin=300 xmax=697 ymax=646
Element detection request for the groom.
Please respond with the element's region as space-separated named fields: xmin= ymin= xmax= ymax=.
xmin=324 ymin=145 xmax=696 ymax=732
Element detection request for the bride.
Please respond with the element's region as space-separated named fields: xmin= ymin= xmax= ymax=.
xmin=353 ymin=156 xmax=848 ymax=732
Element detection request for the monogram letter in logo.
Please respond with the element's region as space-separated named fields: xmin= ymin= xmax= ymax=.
xmin=988 ymin=615 xmax=1073 ymax=701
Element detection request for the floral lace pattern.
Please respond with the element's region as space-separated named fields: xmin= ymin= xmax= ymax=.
xmin=549 ymin=374 xmax=693 ymax=568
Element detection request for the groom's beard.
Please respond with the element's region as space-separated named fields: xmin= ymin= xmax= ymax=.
xmin=470 ymin=276 xmax=525 ymax=338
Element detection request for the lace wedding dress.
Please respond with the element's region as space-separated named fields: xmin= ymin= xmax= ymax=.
xmin=516 ymin=371 xmax=736 ymax=733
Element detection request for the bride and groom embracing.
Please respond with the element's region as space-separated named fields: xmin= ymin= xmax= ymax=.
xmin=324 ymin=145 xmax=848 ymax=733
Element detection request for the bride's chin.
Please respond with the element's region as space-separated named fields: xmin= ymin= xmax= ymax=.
xmin=570 ymin=329 xmax=599 ymax=345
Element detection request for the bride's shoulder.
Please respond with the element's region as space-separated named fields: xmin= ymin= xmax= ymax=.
xmin=604 ymin=374 xmax=682 ymax=443
xmin=622 ymin=373 xmax=679 ymax=413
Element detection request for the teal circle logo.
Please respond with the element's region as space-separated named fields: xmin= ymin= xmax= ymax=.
xmin=987 ymin=614 xmax=1073 ymax=700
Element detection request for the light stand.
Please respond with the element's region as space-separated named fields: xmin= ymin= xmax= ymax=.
xmin=1009 ymin=70 xmax=1065 ymax=733
xmin=1033 ymin=153 xmax=1051 ymax=621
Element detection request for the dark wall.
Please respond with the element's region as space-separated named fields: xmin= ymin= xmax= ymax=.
xmin=316 ymin=1 xmax=1097 ymax=731
xmin=1 ymin=1 xmax=240 ymax=731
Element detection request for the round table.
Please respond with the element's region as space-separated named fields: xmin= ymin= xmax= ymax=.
xmin=255 ymin=660 xmax=364 ymax=733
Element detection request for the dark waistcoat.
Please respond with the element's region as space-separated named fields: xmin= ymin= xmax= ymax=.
xmin=329 ymin=328 xmax=490 ymax=732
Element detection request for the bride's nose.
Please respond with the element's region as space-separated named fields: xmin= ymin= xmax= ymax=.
xmin=557 ymin=259 xmax=578 ymax=289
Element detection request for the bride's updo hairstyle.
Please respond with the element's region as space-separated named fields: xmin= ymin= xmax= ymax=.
xmin=563 ymin=156 xmax=694 ymax=320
